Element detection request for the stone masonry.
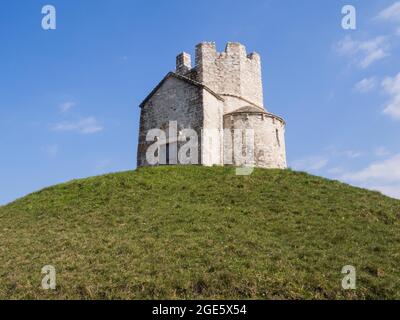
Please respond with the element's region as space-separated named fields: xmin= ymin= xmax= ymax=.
xmin=137 ymin=42 xmax=287 ymax=169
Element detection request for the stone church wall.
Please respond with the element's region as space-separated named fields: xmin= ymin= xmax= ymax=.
xmin=202 ymin=89 xmax=224 ymax=166
xmin=137 ymin=77 xmax=203 ymax=167
xmin=223 ymin=113 xmax=287 ymax=169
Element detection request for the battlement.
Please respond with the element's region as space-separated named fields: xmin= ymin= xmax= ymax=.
xmin=176 ymin=52 xmax=192 ymax=75
xmin=193 ymin=42 xmax=260 ymax=61
xmin=193 ymin=42 xmax=263 ymax=107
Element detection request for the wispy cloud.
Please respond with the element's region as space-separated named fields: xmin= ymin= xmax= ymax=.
xmin=342 ymin=150 xmax=363 ymax=159
xmin=41 ymin=144 xmax=59 ymax=157
xmin=93 ymin=159 xmax=114 ymax=175
xmin=336 ymin=35 xmax=390 ymax=68
xmin=52 ymin=117 xmax=103 ymax=134
xmin=326 ymin=146 xmax=363 ymax=159
xmin=59 ymin=101 xmax=76 ymax=113
xmin=291 ymin=156 xmax=329 ymax=172
xmin=375 ymin=146 xmax=391 ymax=157
xmin=354 ymin=77 xmax=377 ymax=93
xmin=292 ymin=148 xmax=363 ymax=174
xmin=367 ymin=184 xmax=400 ymax=199
xmin=341 ymin=154 xmax=400 ymax=183
xmin=327 ymin=167 xmax=345 ymax=175
xmin=382 ymin=72 xmax=400 ymax=119
xmin=340 ymin=154 xmax=400 ymax=199
xmin=376 ymin=1 xmax=400 ymax=21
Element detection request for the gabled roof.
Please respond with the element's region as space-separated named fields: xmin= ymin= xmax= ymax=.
xmin=139 ymin=72 xmax=224 ymax=108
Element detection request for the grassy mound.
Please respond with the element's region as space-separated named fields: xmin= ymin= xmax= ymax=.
xmin=0 ymin=166 xmax=399 ymax=299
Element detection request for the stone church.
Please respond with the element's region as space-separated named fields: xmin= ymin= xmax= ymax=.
xmin=137 ymin=42 xmax=287 ymax=168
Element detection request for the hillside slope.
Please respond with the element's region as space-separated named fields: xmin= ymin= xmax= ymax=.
xmin=0 ymin=166 xmax=399 ymax=299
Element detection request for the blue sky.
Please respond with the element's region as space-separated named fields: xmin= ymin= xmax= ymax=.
xmin=1 ymin=0 xmax=400 ymax=204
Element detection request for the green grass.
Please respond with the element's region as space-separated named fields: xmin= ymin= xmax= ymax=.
xmin=0 ymin=166 xmax=399 ymax=299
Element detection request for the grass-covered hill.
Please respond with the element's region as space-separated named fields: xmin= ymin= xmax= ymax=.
xmin=0 ymin=166 xmax=399 ymax=299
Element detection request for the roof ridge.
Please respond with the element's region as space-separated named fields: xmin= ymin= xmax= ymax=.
xmin=139 ymin=72 xmax=224 ymax=108
xmin=224 ymin=106 xmax=285 ymax=124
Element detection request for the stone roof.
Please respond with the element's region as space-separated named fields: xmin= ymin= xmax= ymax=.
xmin=139 ymin=72 xmax=224 ymax=108
xmin=224 ymin=106 xmax=286 ymax=124
xmin=225 ymin=105 xmax=267 ymax=115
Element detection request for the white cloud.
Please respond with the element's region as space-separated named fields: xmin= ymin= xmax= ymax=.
xmin=59 ymin=101 xmax=75 ymax=113
xmin=340 ymin=154 xmax=400 ymax=199
xmin=52 ymin=117 xmax=103 ymax=134
xmin=293 ymin=149 xmax=363 ymax=174
xmin=376 ymin=1 xmax=400 ymax=21
xmin=336 ymin=35 xmax=390 ymax=68
xmin=327 ymin=146 xmax=363 ymax=159
xmin=342 ymin=150 xmax=362 ymax=159
xmin=368 ymin=184 xmax=400 ymax=199
xmin=382 ymin=72 xmax=400 ymax=119
xmin=291 ymin=156 xmax=328 ymax=172
xmin=327 ymin=167 xmax=345 ymax=175
xmin=41 ymin=144 xmax=59 ymax=157
xmin=375 ymin=146 xmax=391 ymax=157
xmin=341 ymin=154 xmax=400 ymax=183
xmin=354 ymin=77 xmax=377 ymax=93
xmin=382 ymin=73 xmax=400 ymax=96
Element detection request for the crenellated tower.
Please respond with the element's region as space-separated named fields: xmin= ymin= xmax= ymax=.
xmin=176 ymin=42 xmax=264 ymax=112
xmin=138 ymin=41 xmax=287 ymax=169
